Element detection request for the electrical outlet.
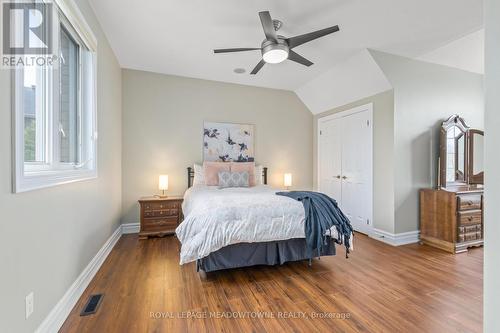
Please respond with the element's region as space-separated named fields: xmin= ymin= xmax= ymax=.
xmin=25 ymin=292 xmax=34 ymax=319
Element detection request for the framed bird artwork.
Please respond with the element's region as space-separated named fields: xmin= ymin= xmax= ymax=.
xmin=203 ymin=121 xmax=255 ymax=162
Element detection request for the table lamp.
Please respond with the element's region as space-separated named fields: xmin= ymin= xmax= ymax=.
xmin=284 ymin=173 xmax=292 ymax=190
xmin=158 ymin=175 xmax=169 ymax=198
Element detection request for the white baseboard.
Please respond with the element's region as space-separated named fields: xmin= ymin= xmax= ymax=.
xmin=122 ymin=222 xmax=140 ymax=234
xmin=36 ymin=222 xmax=139 ymax=333
xmin=370 ymin=228 xmax=420 ymax=246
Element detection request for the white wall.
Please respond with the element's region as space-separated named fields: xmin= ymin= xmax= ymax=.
xmin=484 ymin=0 xmax=500 ymax=330
xmin=121 ymin=69 xmax=313 ymax=225
xmin=371 ymin=50 xmax=484 ymax=233
xmin=0 ymin=0 xmax=122 ymax=332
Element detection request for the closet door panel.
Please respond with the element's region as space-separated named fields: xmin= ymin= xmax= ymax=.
xmin=341 ymin=111 xmax=372 ymax=234
xmin=319 ymin=119 xmax=342 ymax=205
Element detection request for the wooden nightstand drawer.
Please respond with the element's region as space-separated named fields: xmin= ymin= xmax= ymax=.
xmin=143 ymin=201 xmax=179 ymax=211
xmin=138 ymin=196 xmax=183 ymax=239
xmin=143 ymin=217 xmax=178 ymax=230
xmin=144 ymin=209 xmax=179 ymax=218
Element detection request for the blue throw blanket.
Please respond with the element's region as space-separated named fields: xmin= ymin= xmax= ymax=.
xmin=276 ymin=191 xmax=353 ymax=258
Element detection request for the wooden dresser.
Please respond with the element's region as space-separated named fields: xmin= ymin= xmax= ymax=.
xmin=420 ymin=185 xmax=483 ymax=253
xmin=138 ymin=196 xmax=183 ymax=239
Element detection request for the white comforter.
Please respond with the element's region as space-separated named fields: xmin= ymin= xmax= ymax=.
xmin=176 ymin=185 xmax=349 ymax=265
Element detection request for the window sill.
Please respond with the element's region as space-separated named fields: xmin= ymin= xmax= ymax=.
xmin=14 ymin=168 xmax=97 ymax=193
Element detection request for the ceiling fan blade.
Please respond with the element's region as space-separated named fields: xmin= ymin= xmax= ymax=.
xmin=250 ymin=59 xmax=266 ymax=75
xmin=288 ymin=50 xmax=313 ymax=67
xmin=259 ymin=11 xmax=278 ymax=42
xmin=214 ymin=48 xmax=261 ymax=53
xmin=286 ymin=25 xmax=340 ymax=49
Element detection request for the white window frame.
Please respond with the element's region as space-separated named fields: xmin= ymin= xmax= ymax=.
xmin=12 ymin=0 xmax=98 ymax=193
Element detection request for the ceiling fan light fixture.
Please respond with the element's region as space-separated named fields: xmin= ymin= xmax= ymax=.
xmin=261 ymin=42 xmax=289 ymax=64
xmin=262 ymin=48 xmax=288 ymax=64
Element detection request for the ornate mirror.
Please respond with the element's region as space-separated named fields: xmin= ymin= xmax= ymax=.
xmin=468 ymin=129 xmax=484 ymax=184
xmin=439 ymin=115 xmax=469 ymax=187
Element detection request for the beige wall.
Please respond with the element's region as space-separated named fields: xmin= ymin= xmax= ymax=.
xmin=0 ymin=0 xmax=122 ymax=332
xmin=371 ymin=50 xmax=484 ymax=233
xmin=313 ymin=90 xmax=395 ymax=233
xmin=121 ymin=69 xmax=313 ymax=224
xmin=484 ymin=0 xmax=500 ymax=330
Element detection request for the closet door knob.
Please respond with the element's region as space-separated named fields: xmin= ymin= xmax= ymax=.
xmin=342 ymin=176 xmax=347 ymax=180
xmin=335 ymin=175 xmax=341 ymax=179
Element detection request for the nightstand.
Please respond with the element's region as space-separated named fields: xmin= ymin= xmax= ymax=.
xmin=138 ymin=196 xmax=183 ymax=239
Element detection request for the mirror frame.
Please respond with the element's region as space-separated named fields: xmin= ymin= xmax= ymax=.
xmin=439 ymin=115 xmax=469 ymax=188
xmin=468 ymin=129 xmax=484 ymax=185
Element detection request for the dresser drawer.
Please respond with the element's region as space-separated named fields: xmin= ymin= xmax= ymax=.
xmin=142 ymin=217 xmax=178 ymax=231
xmin=458 ymin=224 xmax=481 ymax=234
xmin=144 ymin=208 xmax=179 ymax=218
xmin=143 ymin=201 xmax=179 ymax=211
xmin=457 ymin=194 xmax=482 ymax=211
xmin=458 ymin=231 xmax=482 ymax=243
xmin=458 ymin=210 xmax=482 ymax=226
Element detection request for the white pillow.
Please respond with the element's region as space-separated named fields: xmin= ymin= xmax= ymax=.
xmin=255 ymin=165 xmax=263 ymax=185
xmin=193 ymin=164 xmax=205 ymax=185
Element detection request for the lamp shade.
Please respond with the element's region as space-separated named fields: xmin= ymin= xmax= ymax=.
xmin=284 ymin=173 xmax=292 ymax=188
xmin=158 ymin=175 xmax=169 ymax=191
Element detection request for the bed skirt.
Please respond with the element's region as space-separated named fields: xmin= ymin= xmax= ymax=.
xmin=196 ymin=238 xmax=336 ymax=272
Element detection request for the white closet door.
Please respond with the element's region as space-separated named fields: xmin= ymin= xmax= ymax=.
xmin=318 ymin=105 xmax=373 ymax=235
xmin=341 ymin=110 xmax=372 ymax=234
xmin=319 ymin=119 xmax=342 ymax=204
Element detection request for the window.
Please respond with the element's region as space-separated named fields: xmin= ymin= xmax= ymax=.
xmin=59 ymin=27 xmax=80 ymax=164
xmin=13 ymin=0 xmax=98 ymax=192
xmin=23 ymin=66 xmax=46 ymax=163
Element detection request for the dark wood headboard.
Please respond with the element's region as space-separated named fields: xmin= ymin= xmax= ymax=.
xmin=187 ymin=166 xmax=267 ymax=188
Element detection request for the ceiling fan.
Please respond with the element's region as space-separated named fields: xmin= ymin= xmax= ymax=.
xmin=214 ymin=11 xmax=339 ymax=74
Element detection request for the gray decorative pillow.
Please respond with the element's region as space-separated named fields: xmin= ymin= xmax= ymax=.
xmin=218 ymin=171 xmax=249 ymax=188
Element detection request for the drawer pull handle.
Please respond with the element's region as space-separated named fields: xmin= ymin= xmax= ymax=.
xmin=467 ymin=201 xmax=473 ymax=205
xmin=468 ymin=217 xmax=473 ymax=221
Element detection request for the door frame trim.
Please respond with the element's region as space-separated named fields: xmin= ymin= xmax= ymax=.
xmin=317 ymin=103 xmax=374 ymax=234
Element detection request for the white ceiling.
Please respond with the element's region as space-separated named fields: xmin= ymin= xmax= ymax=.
xmin=418 ymin=29 xmax=484 ymax=74
xmin=89 ymin=0 xmax=483 ymax=91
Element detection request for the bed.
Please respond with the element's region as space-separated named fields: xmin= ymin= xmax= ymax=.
xmin=175 ymin=167 xmax=348 ymax=272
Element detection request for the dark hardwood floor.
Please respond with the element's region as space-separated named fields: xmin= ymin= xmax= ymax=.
xmin=60 ymin=233 xmax=483 ymax=332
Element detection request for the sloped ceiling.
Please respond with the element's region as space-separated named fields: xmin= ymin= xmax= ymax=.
xmin=295 ymin=49 xmax=392 ymax=114
xmin=88 ymin=1 xmax=483 ymax=114
xmin=89 ymin=0 xmax=482 ymax=91
xmin=417 ymin=29 xmax=484 ymax=74
xmin=295 ymin=28 xmax=484 ymax=114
